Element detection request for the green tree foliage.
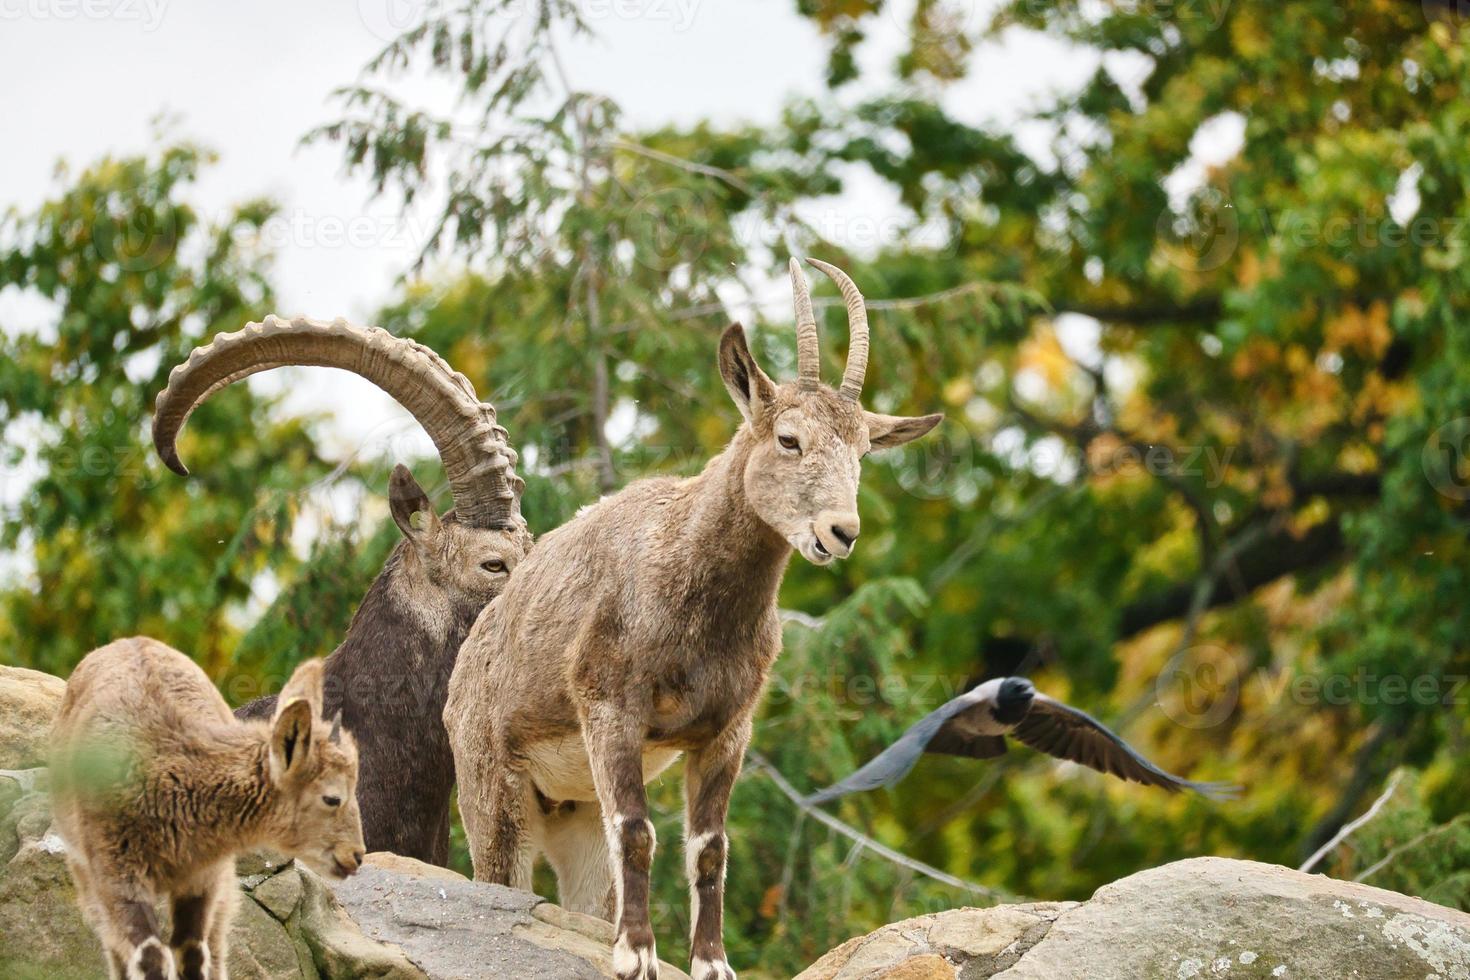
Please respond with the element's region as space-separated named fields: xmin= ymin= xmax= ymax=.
xmin=5 ymin=1 xmax=1470 ymax=977
xmin=0 ymin=145 xmax=333 ymax=678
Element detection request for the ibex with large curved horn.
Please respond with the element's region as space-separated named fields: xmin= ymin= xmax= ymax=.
xmin=445 ymin=260 xmax=942 ymax=980
xmin=154 ymin=315 xmax=530 ymax=865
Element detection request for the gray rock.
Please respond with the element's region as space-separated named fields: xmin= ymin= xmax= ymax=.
xmin=795 ymin=903 xmax=1074 ymax=980
xmin=0 ymin=666 xmax=65 ymax=769
xmin=801 ymin=858 xmax=1470 ymax=980
xmin=333 ymin=860 xmax=691 ymax=980
xmin=253 ymin=866 xmax=306 ymax=921
xmin=228 ymin=892 xmax=312 ymax=980
xmin=998 ymin=857 xmax=1470 ymax=980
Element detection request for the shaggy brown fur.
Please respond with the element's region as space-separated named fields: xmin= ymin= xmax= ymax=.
xmin=446 ymin=260 xmax=941 ymax=980
xmin=51 ymin=638 xmax=363 ymax=980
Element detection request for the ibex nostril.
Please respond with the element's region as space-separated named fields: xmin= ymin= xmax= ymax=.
xmin=828 ymin=517 xmax=860 ymax=549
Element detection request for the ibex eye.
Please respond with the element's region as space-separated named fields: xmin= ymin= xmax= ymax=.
xmin=323 ymin=795 xmax=341 ymax=808
xmin=778 ymin=435 xmax=800 ymax=452
xmin=481 ymin=559 xmax=506 ymax=573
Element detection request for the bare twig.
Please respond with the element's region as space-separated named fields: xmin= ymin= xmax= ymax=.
xmin=779 ymin=609 xmax=826 ymax=630
xmin=606 ymin=280 xmax=1013 ymax=335
xmin=746 ymin=751 xmax=1016 ymax=902
xmin=605 ymin=138 xmax=754 ymax=195
xmin=774 ymin=807 xmax=808 ymax=928
xmin=1299 ymin=771 xmax=1403 ymax=873
xmin=0 ymin=768 xmax=45 ymax=794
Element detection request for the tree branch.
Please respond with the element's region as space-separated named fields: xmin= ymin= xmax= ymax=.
xmin=1300 ymin=771 xmax=1403 ymax=873
xmin=1065 ymin=297 xmax=1223 ymax=325
xmin=1117 ymin=518 xmax=1345 ymax=638
xmin=1300 ymin=718 xmax=1409 ymax=862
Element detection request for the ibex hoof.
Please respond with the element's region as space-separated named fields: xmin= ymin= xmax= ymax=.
xmin=126 ymin=937 xmax=177 ymax=980
xmin=692 ymin=957 xmax=737 ymax=980
xmin=612 ymin=934 xmax=658 ymax=980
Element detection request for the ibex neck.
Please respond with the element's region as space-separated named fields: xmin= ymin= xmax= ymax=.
xmin=338 ymin=546 xmax=478 ymax=672
xmin=192 ymin=730 xmax=280 ymax=853
xmin=684 ymin=427 xmax=791 ymax=595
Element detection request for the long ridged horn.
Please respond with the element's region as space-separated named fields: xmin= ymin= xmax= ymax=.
xmin=152 ymin=315 xmax=523 ymax=530
xmin=807 ymin=259 xmax=869 ymax=401
xmin=790 ymin=257 xmax=820 ymax=390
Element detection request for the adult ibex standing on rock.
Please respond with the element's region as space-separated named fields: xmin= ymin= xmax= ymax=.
xmin=445 ymin=259 xmax=943 ymax=980
xmin=154 ymin=316 xmax=530 ymax=866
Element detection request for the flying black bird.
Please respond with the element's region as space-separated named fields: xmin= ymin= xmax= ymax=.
xmin=806 ymin=678 xmax=1240 ymax=805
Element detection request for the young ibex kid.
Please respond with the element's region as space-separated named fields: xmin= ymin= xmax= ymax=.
xmin=51 ymin=637 xmax=365 ymax=980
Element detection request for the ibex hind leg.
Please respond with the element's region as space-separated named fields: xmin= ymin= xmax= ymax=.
xmin=541 ymin=798 xmax=614 ymax=920
xmin=94 ymin=882 xmax=176 ymax=980
xmin=460 ymin=750 xmax=535 ymax=890
xmin=67 ymin=855 xmax=123 ymax=977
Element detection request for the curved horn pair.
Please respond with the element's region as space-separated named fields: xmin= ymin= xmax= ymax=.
xmin=152 ymin=315 xmax=523 ymax=530
xmin=789 ymin=257 xmax=870 ymax=401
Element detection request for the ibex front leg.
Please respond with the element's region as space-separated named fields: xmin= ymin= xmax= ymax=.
xmin=583 ymin=701 xmax=659 ymax=980
xmin=683 ymin=717 xmax=749 ymax=980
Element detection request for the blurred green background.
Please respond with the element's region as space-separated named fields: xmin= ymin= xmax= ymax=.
xmin=3 ymin=1 xmax=1469 ymax=975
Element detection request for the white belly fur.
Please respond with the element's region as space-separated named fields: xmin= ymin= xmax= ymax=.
xmin=525 ymin=734 xmax=683 ymax=803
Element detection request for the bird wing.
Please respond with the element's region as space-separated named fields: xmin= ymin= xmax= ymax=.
xmin=1011 ymin=695 xmax=1240 ymax=800
xmin=804 ymin=694 xmax=987 ymax=806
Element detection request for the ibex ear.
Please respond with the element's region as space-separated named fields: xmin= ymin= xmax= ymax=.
xmin=270 ymin=660 xmax=324 ymax=783
xmin=276 ymin=658 xmax=325 ymax=721
xmin=719 ymin=324 xmax=775 ymax=426
xmin=866 ymin=411 xmax=944 ymax=450
xmin=269 ymin=699 xmax=315 ymax=784
xmin=389 ymin=464 xmax=440 ymax=541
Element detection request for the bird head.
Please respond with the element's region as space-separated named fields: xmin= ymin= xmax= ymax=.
xmin=994 ymin=677 xmax=1036 ymax=725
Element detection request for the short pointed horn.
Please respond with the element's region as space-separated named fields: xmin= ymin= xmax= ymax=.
xmin=790 ymin=257 xmax=820 ymax=390
xmin=152 ymin=315 xmax=523 ymax=530
xmin=807 ymin=259 xmax=869 ymax=401
xmin=328 ymin=710 xmax=343 ymax=744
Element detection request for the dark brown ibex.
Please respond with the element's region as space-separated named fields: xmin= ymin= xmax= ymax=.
xmin=445 ymin=259 xmax=943 ymax=980
xmin=153 ymin=316 xmax=529 ymax=866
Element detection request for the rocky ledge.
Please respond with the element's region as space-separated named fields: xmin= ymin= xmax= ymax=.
xmin=796 ymin=857 xmax=1470 ymax=980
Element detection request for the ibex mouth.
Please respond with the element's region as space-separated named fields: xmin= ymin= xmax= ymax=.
xmin=795 ymin=531 xmax=836 ymax=566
